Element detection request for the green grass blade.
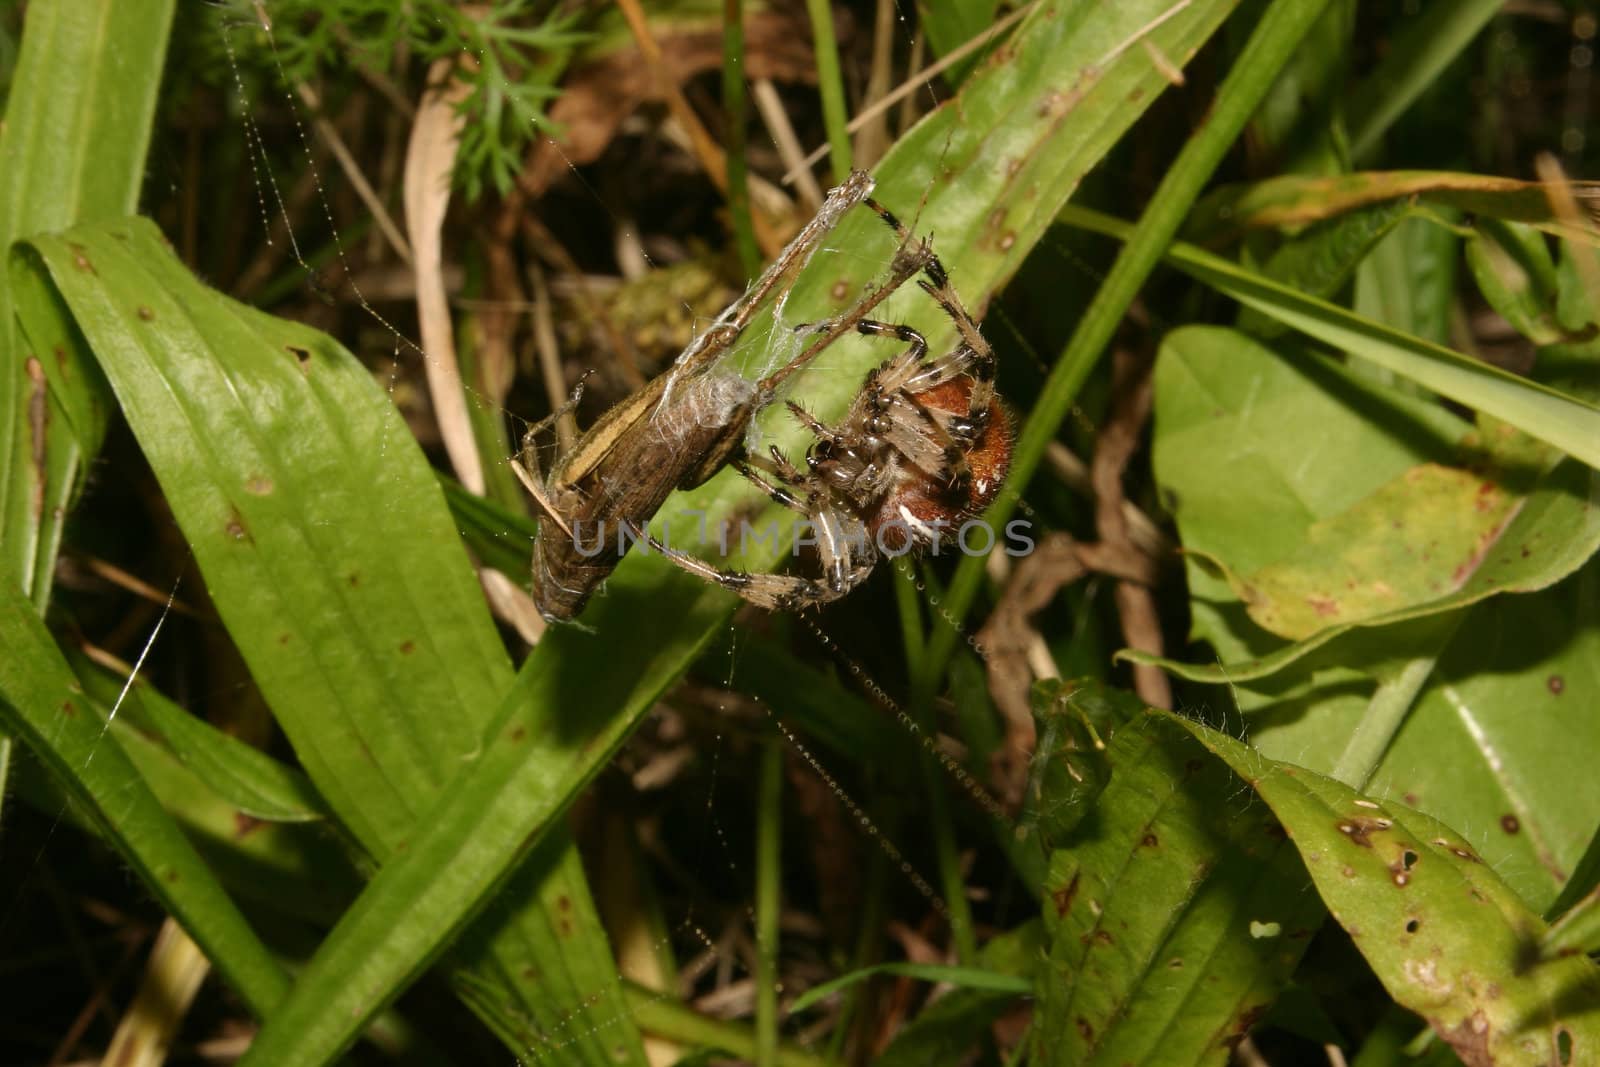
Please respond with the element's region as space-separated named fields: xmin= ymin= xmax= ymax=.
xmin=1346 ymin=0 xmax=1505 ymax=162
xmin=131 ymin=674 xmax=332 ymax=825
xmin=0 ymin=0 xmax=174 ymax=606
xmin=756 ymin=740 xmax=783 ymax=1066
xmin=790 ymin=963 xmax=1029 ymax=1014
xmin=0 ymin=580 xmax=290 ymax=1015
xmin=803 ymin=0 xmax=852 ymax=183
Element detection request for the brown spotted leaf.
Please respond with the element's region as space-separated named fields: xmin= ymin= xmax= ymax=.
xmin=1036 ymin=710 xmax=1322 ymax=1065
xmin=1165 ymin=710 xmax=1600 ymax=1066
xmin=1210 ymin=462 xmax=1522 ymax=640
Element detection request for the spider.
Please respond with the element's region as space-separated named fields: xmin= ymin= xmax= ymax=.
xmin=649 ymin=208 xmax=1012 ymax=611
xmin=512 ymin=171 xmax=937 ymax=620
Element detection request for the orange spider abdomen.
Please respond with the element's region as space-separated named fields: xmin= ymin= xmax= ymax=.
xmin=867 ymin=377 xmax=1013 ymax=554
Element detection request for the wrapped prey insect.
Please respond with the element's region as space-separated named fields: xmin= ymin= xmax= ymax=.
xmin=512 ymin=171 xmax=939 ymax=621
xmin=644 ymin=204 xmax=1013 ymax=611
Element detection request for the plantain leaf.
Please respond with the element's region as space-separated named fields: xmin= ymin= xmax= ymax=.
xmin=99 ymin=664 xmax=331 ymax=825
xmin=10 ymin=218 xmax=644 ymax=1065
xmin=1165 ymin=710 xmax=1600 ymax=1065
xmin=0 ymin=0 xmax=177 ymax=822
xmin=1035 ymin=709 xmax=1323 ymax=1066
xmin=1125 ymin=456 xmax=1600 ymax=683
xmin=22 ymin=658 xmax=364 ymax=927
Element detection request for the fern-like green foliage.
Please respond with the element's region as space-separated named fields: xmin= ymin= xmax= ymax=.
xmin=212 ymin=0 xmax=589 ymax=199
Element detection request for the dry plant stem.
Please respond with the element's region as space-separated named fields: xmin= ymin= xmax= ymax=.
xmin=370 ymin=97 xmax=411 ymax=263
xmin=780 ymin=1 xmax=1040 ymax=184
xmin=1536 ymin=153 xmax=1600 ymax=301
xmin=1139 ymin=36 xmax=1186 ymax=86
xmin=853 ymin=0 xmax=898 ymax=168
xmin=477 ymin=568 xmax=544 ymax=644
xmin=480 ymin=187 xmax=527 ymax=406
xmin=1093 ymin=348 xmax=1170 ymax=709
xmin=403 ymin=57 xmax=484 ymax=493
xmin=1045 ymin=441 xmax=1170 ymax=558
xmin=896 ymin=31 xmax=925 ymax=134
xmin=527 ymin=261 xmax=576 ymax=453
xmin=722 ymin=0 xmax=762 ymax=279
xmin=616 ymin=0 xmax=782 ymax=256
xmin=296 ymin=80 xmax=413 ymax=264
xmin=67 ymin=553 xmax=200 ymax=618
xmin=513 ymin=207 xmax=645 ymax=390
xmin=753 ymin=79 xmax=824 ymax=212
xmin=99 ymin=919 xmax=211 ymax=1067
xmin=977 ymin=534 xmax=1087 ymax=801
xmin=46 ymin=920 xmax=144 ymax=1065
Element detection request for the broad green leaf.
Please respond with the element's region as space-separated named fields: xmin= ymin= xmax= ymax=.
xmin=1036 ymin=711 xmax=1323 ymax=1066
xmin=1145 ymin=324 xmax=1600 ymax=914
xmin=1149 ymin=324 xmax=1467 ymax=669
xmin=1196 ymin=462 xmax=1522 ymax=641
xmin=1465 ymin=219 xmax=1566 ymax=346
xmin=1166 ymin=711 xmax=1600 ymax=1065
xmin=232 ymin=2 xmax=1248 ymax=1062
xmin=0 ymin=580 xmax=289 ymax=1014
xmin=1062 ymin=204 xmax=1600 ymax=470
xmin=1353 ymin=212 xmax=1460 ymax=348
xmin=1125 ymin=457 xmax=1600 ymax=683
xmin=1361 ymin=565 xmax=1600 ymax=912
xmin=92 ymin=661 xmax=331 ymax=825
xmin=11 ymin=218 xmax=643 ymax=1065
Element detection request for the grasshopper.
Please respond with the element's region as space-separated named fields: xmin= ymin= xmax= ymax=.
xmin=512 ymin=171 xmax=934 ymax=621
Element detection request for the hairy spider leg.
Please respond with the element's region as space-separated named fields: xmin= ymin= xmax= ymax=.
xmin=844 ymin=321 xmax=991 ymax=491
xmin=639 ymin=191 xmax=1007 ymax=615
xmin=732 ymin=459 xmax=808 ymax=513
xmin=862 ymin=197 xmax=998 ymax=429
xmin=641 ymin=506 xmax=877 ymax=611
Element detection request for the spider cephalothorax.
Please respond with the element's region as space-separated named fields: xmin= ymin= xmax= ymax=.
xmin=655 ymin=206 xmax=1012 ymax=611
